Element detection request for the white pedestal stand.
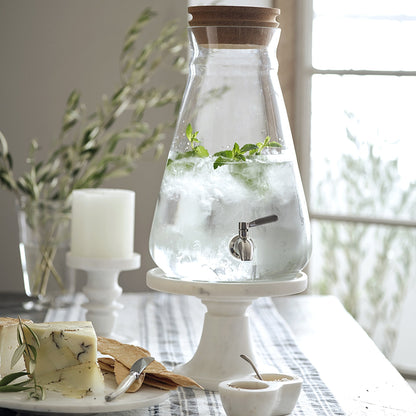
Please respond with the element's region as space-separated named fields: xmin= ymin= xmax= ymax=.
xmin=146 ymin=267 xmax=307 ymax=391
xmin=66 ymin=253 xmax=140 ymax=337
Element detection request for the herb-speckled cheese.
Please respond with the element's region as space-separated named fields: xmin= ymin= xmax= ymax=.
xmin=24 ymin=321 xmax=104 ymax=398
xmin=0 ymin=317 xmax=30 ymax=377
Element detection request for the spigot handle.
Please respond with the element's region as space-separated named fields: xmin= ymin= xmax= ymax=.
xmin=231 ymin=214 xmax=278 ymax=261
xmin=248 ymin=214 xmax=278 ymax=228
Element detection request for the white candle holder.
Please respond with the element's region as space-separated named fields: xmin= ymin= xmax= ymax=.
xmin=66 ymin=253 xmax=140 ymax=337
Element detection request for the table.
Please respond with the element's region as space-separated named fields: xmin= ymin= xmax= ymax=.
xmin=0 ymin=292 xmax=415 ymax=415
xmin=274 ymin=295 xmax=416 ymax=416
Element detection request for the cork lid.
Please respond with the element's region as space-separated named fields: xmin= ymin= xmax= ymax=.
xmin=188 ymin=6 xmax=280 ymax=28
xmin=188 ymin=6 xmax=280 ymax=46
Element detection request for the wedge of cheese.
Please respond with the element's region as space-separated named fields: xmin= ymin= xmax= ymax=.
xmin=0 ymin=317 xmax=30 ymax=377
xmin=24 ymin=321 xmax=104 ymax=398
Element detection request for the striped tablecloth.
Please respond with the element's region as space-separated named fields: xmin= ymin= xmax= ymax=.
xmin=45 ymin=292 xmax=345 ymax=416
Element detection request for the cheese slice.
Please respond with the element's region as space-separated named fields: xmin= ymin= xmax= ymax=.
xmin=24 ymin=321 xmax=104 ymax=398
xmin=0 ymin=317 xmax=29 ymax=377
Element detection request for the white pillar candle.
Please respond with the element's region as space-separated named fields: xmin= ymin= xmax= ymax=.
xmin=70 ymin=189 xmax=135 ymax=259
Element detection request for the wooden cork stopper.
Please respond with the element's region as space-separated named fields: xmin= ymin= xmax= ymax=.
xmin=188 ymin=6 xmax=280 ymax=27
xmin=188 ymin=6 xmax=280 ymax=46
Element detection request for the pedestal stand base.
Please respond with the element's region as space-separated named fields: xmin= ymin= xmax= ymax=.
xmin=146 ymin=268 xmax=307 ymax=391
xmin=67 ymin=253 xmax=140 ymax=337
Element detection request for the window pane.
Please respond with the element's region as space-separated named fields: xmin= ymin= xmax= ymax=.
xmin=314 ymin=0 xmax=416 ymax=16
xmin=309 ymin=219 xmax=416 ymax=356
xmin=310 ymin=74 xmax=416 ymax=221
xmin=313 ymin=0 xmax=416 ymax=71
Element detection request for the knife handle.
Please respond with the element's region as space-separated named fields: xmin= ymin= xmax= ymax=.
xmin=105 ymin=373 xmax=137 ymax=402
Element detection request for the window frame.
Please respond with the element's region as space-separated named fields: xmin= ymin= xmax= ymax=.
xmin=294 ymin=0 xmax=416 ymax=229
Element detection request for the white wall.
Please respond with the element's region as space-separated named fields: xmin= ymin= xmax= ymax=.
xmin=0 ymin=0 xmax=275 ymax=294
xmin=0 ymin=0 xmax=187 ymax=293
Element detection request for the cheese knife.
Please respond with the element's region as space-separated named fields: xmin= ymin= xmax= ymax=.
xmin=105 ymin=356 xmax=154 ymax=402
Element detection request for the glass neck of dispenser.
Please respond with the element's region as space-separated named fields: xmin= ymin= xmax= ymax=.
xmin=174 ymin=26 xmax=285 ymax=157
xmin=189 ymin=25 xmax=281 ymax=71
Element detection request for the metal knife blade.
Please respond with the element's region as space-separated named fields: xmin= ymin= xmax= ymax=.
xmin=105 ymin=356 xmax=154 ymax=402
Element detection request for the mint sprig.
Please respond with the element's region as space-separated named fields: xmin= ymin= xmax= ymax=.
xmin=213 ymin=137 xmax=281 ymax=169
xmin=167 ymin=124 xmax=282 ymax=190
xmin=185 ymin=123 xmax=209 ymax=158
xmin=253 ymin=136 xmax=282 ymax=154
xmin=214 ymin=142 xmax=256 ymax=169
xmin=167 ymin=124 xmax=209 ymax=166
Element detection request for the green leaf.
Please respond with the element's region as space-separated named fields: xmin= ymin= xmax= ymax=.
xmin=6 ymin=152 xmax=13 ymax=169
xmin=111 ymin=85 xmax=130 ymax=103
xmin=62 ymin=110 xmax=80 ymax=132
xmin=122 ymin=8 xmax=156 ymax=55
xmin=185 ymin=123 xmax=193 ymax=140
xmin=0 ymin=371 xmax=29 ymax=387
xmin=213 ymin=150 xmax=233 ymax=158
xmin=0 ymin=172 xmax=15 ymax=191
xmin=268 ymin=141 xmax=282 ymax=148
xmin=175 ymin=150 xmax=195 ymax=160
xmin=213 ymin=156 xmax=230 ymax=169
xmin=11 ymin=344 xmax=26 ymax=369
xmin=240 ymin=144 xmax=258 ymax=153
xmin=0 ymin=384 xmax=32 ymax=393
xmin=23 ymin=323 xmax=40 ymax=347
xmin=27 ymin=344 xmax=37 ymax=363
xmin=194 ymin=146 xmax=209 ymax=158
xmin=232 ymin=142 xmax=240 ymax=154
xmin=66 ymin=90 xmax=80 ymax=110
xmin=17 ymin=326 xmax=23 ymax=345
xmin=0 ymin=130 xmax=9 ymax=155
xmin=81 ymin=126 xmax=100 ymax=145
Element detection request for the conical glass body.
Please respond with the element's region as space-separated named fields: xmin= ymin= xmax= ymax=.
xmin=150 ymin=9 xmax=311 ymax=282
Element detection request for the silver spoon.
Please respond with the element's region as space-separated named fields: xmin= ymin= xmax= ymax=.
xmin=240 ymin=354 xmax=263 ymax=380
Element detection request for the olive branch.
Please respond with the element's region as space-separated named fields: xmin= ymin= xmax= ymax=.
xmin=0 ymin=318 xmax=44 ymax=400
xmin=0 ymin=7 xmax=186 ymax=202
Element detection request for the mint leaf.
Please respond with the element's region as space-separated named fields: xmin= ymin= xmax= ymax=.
xmin=194 ymin=146 xmax=209 ymax=158
xmin=232 ymin=142 xmax=240 ymax=154
xmin=185 ymin=123 xmax=193 ymax=140
xmin=240 ymin=144 xmax=258 ymax=153
xmin=268 ymin=142 xmax=281 ymax=148
xmin=213 ymin=150 xmax=233 ymax=158
xmin=213 ymin=156 xmax=230 ymax=169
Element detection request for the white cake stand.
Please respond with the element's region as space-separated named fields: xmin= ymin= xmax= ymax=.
xmin=146 ymin=267 xmax=307 ymax=391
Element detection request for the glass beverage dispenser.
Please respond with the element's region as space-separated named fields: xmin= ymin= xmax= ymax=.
xmin=149 ymin=6 xmax=311 ymax=282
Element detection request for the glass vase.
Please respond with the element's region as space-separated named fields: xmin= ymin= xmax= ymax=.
xmin=16 ymin=196 xmax=75 ymax=309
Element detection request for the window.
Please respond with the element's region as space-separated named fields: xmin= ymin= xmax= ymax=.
xmin=297 ymin=0 xmax=416 ymax=370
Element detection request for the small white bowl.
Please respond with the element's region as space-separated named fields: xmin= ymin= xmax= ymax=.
xmin=218 ymin=379 xmax=281 ymax=416
xmin=251 ymin=373 xmax=303 ymax=416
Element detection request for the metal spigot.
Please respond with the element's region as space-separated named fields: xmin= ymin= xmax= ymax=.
xmin=229 ymin=214 xmax=278 ymax=261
